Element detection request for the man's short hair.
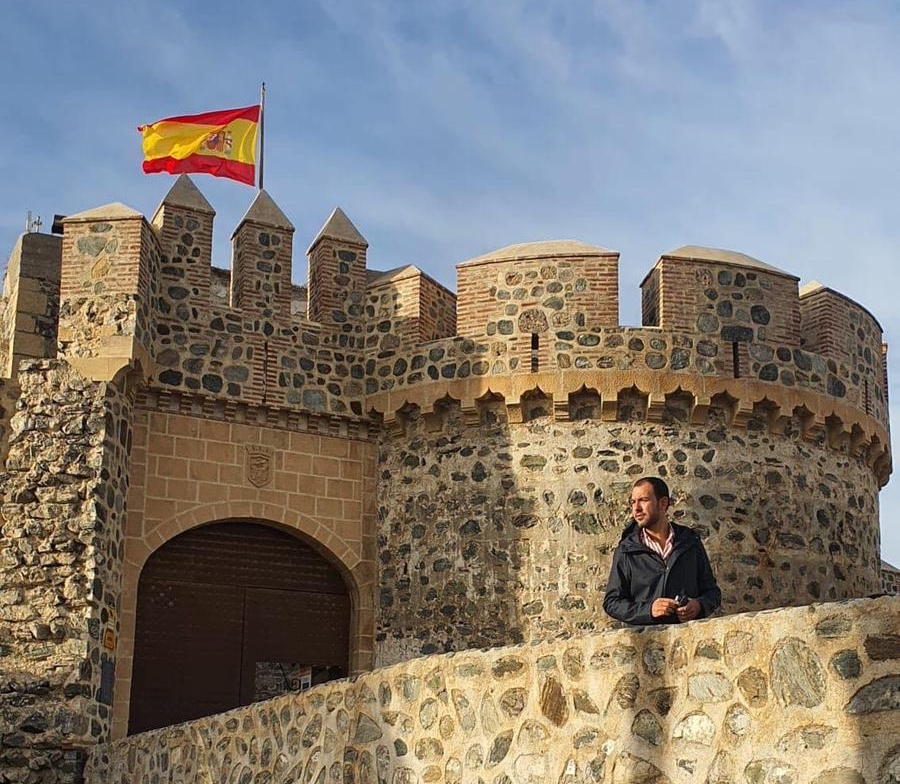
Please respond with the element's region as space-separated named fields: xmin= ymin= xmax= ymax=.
xmin=633 ymin=476 xmax=670 ymax=502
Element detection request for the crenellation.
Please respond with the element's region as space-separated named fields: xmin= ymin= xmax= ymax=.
xmin=229 ymin=190 xmax=294 ymax=323
xmin=799 ymin=281 xmax=886 ymax=419
xmin=151 ymin=174 xmax=214 ymax=318
xmin=455 ymin=241 xmax=620 ymax=341
xmin=644 ymin=246 xmax=802 ymax=346
xmin=366 ymin=265 xmax=456 ymax=350
xmin=306 ymin=208 xmax=368 ymax=349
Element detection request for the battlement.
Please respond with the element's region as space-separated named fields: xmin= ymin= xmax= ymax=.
xmin=0 ymin=177 xmax=889 ymax=464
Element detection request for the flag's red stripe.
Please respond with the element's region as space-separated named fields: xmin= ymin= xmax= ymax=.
xmin=139 ymin=104 xmax=260 ymax=130
xmin=142 ymin=155 xmax=256 ymax=186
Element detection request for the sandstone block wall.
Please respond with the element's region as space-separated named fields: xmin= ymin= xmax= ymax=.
xmin=85 ymin=596 xmax=900 ymax=784
xmin=111 ymin=396 xmax=379 ymax=737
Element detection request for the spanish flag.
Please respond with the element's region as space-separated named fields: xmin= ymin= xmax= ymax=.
xmin=138 ymin=105 xmax=260 ymax=186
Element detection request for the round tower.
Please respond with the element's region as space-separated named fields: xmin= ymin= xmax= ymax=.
xmin=368 ymin=241 xmax=891 ymax=666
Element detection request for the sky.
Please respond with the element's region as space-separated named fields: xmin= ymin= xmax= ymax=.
xmin=1 ymin=0 xmax=899 ymax=567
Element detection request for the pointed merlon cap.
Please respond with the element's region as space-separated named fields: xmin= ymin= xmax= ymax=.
xmin=307 ymin=207 xmax=368 ymax=254
xmin=153 ymin=175 xmax=215 ymax=218
xmin=63 ymin=203 xmax=143 ymax=224
xmin=232 ymin=189 xmax=294 ymax=237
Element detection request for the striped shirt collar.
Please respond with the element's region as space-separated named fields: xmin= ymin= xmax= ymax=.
xmin=640 ymin=523 xmax=674 ymax=560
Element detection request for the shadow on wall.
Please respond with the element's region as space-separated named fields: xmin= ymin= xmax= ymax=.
xmin=374 ymin=385 xmax=638 ymax=667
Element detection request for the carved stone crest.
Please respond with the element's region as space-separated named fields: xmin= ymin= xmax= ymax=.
xmin=245 ymin=444 xmax=274 ymax=488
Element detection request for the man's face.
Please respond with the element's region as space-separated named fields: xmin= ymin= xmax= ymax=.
xmin=630 ymin=482 xmax=667 ymax=528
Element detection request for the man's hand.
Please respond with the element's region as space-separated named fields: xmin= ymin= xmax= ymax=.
xmin=651 ymin=598 xmax=678 ymax=619
xmin=676 ymin=598 xmax=702 ymax=622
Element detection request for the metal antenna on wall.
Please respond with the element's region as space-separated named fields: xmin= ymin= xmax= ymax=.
xmin=25 ymin=211 xmax=42 ymax=233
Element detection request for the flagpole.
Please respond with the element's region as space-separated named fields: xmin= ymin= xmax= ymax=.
xmin=258 ymin=82 xmax=266 ymax=191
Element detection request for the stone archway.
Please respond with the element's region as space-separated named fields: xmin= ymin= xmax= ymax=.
xmin=127 ymin=520 xmax=351 ymax=735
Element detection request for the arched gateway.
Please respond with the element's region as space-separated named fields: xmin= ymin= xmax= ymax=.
xmin=128 ymin=521 xmax=350 ymax=734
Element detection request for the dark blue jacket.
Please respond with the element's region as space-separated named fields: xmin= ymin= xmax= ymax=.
xmin=603 ymin=521 xmax=721 ymax=626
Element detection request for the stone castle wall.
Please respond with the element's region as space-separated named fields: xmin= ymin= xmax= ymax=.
xmin=366 ymin=266 xmax=457 ymax=349
xmin=643 ymin=251 xmax=801 ymax=346
xmin=85 ymin=596 xmax=900 ymax=784
xmin=0 ymin=176 xmax=894 ymax=782
xmin=148 ymin=195 xmax=369 ymax=415
xmin=0 ymin=360 xmax=133 ymax=782
xmin=375 ymin=396 xmax=882 ymax=665
xmin=0 ymin=232 xmax=61 ymax=378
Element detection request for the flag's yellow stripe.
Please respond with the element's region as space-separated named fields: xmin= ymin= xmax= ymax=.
xmin=141 ymin=118 xmax=258 ymax=164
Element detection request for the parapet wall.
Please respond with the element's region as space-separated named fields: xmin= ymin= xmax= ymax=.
xmin=455 ymin=241 xmax=619 ymax=344
xmin=642 ymin=248 xmax=802 ymax=346
xmin=86 ymin=595 xmax=900 ymax=784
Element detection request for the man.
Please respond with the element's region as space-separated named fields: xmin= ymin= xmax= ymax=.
xmin=603 ymin=477 xmax=720 ymax=625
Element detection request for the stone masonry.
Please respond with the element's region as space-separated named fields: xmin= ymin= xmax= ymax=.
xmin=87 ymin=597 xmax=900 ymax=784
xmin=0 ymin=175 xmax=895 ymax=782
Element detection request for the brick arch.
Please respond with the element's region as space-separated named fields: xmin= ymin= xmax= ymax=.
xmin=113 ymin=501 xmax=373 ymax=740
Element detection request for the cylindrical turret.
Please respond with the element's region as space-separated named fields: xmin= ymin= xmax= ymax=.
xmin=370 ymin=242 xmax=890 ymax=666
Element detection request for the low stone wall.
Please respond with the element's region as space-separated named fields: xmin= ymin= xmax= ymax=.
xmin=86 ymin=596 xmax=900 ymax=784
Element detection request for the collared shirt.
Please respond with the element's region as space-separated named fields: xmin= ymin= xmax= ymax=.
xmin=641 ymin=523 xmax=674 ymax=560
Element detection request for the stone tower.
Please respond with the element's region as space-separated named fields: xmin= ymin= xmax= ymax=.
xmin=369 ymin=241 xmax=891 ymax=663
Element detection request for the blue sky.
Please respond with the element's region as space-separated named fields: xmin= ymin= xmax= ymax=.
xmin=2 ymin=0 xmax=899 ymax=567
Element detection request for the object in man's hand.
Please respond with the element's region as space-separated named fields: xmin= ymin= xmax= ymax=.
xmin=675 ymin=594 xmax=689 ymax=607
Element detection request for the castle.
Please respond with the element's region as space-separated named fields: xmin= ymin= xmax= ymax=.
xmin=0 ymin=176 xmax=897 ymax=783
